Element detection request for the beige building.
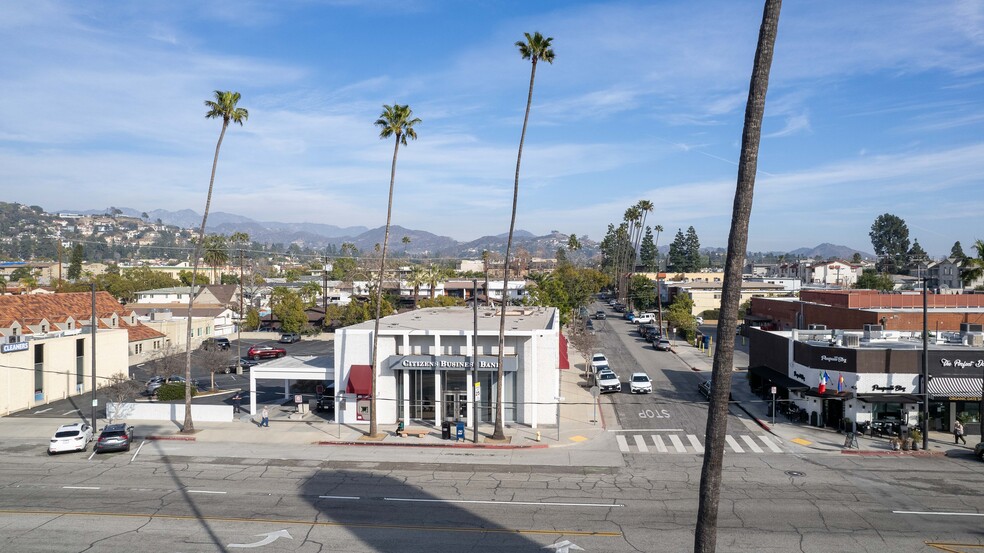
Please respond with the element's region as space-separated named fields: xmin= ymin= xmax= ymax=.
xmin=669 ymin=281 xmax=791 ymax=316
xmin=0 ymin=292 xmax=146 ymax=415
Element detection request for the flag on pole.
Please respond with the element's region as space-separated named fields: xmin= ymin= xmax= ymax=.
xmin=837 ymin=373 xmax=844 ymax=393
xmin=818 ymin=372 xmax=826 ymax=394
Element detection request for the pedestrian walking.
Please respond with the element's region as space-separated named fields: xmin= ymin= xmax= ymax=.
xmin=953 ymin=420 xmax=966 ymax=445
xmin=261 ymin=406 xmax=270 ymax=428
xmin=232 ymin=392 xmax=242 ymax=414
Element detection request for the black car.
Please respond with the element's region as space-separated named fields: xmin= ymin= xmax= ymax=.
xmin=223 ymin=358 xmax=259 ymax=374
xmin=698 ymin=380 xmax=734 ymax=401
xmin=94 ymin=423 xmax=134 ymax=453
xmin=201 ymin=337 xmax=231 ymax=351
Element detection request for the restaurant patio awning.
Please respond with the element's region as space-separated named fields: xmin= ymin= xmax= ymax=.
xmin=747 ymin=365 xmax=810 ymax=391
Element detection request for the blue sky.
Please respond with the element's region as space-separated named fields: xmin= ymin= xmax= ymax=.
xmin=1 ymin=1 xmax=983 ymax=256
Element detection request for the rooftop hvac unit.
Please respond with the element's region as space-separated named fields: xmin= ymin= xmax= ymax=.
xmin=964 ymin=333 xmax=984 ymax=347
xmin=843 ymin=334 xmax=861 ymax=348
xmin=863 ymin=324 xmax=883 ymax=340
xmin=807 ymin=324 xmax=827 ymax=330
xmin=960 ymin=323 xmax=984 ymax=333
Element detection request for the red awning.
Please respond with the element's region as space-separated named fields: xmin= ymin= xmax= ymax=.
xmin=559 ymin=332 xmax=570 ymax=370
xmin=346 ymin=364 xmax=373 ymax=395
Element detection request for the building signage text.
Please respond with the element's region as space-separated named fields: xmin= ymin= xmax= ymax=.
xmin=1 ymin=342 xmax=29 ymax=354
xmin=387 ymin=355 xmax=518 ymax=372
xmin=793 ymin=371 xmax=805 ymax=382
xmin=871 ymin=384 xmax=907 ymax=392
xmin=940 ymin=358 xmax=984 ymax=369
xmin=820 ymin=355 xmax=847 ymax=364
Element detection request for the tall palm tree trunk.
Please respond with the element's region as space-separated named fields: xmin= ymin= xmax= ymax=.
xmin=368 ymin=137 xmax=400 ymax=438
xmin=182 ymin=120 xmax=228 ymax=433
xmin=694 ymin=1 xmax=781 ymax=551
xmin=495 ymin=58 xmax=538 ymax=441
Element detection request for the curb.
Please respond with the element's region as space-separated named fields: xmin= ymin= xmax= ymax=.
xmin=313 ymin=440 xmax=548 ymax=449
xmin=145 ymin=435 xmax=197 ymax=442
xmin=735 ymin=402 xmax=772 ymax=433
xmin=840 ymin=449 xmax=945 ymax=457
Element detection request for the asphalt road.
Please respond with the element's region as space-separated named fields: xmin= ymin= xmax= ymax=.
xmin=1 ymin=435 xmax=982 ymax=552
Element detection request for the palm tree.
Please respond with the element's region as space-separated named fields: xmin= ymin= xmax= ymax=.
xmin=960 ymin=239 xmax=984 ymax=286
xmin=425 ymin=265 xmax=444 ymax=300
xmin=406 ymin=265 xmax=426 ymax=309
xmin=202 ymin=234 xmax=229 ymax=284
xmin=694 ymin=2 xmax=781 ymax=551
xmin=181 ymin=90 xmax=248 ymax=434
xmin=494 ymin=31 xmax=555 ymax=441
xmin=368 ymin=104 xmax=420 ymax=438
xmin=653 ymin=224 xmax=665 ymax=333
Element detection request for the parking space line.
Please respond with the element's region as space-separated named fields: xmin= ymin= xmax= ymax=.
xmin=740 ymin=435 xmax=763 ymax=453
xmin=87 ymin=450 xmax=97 ymax=461
xmin=63 ymin=486 xmax=100 ymax=490
xmin=61 ymin=410 xmax=81 ymax=416
xmin=651 ymin=435 xmax=668 ymax=453
xmin=131 ymin=440 xmax=146 ymax=462
xmin=686 ymin=434 xmax=704 ymax=453
xmin=725 ymin=435 xmax=745 ymax=453
xmin=759 ymin=435 xmax=783 ymax=453
xmin=319 ymin=495 xmax=360 ymax=500
xmin=668 ymin=434 xmax=687 ymax=453
xmin=33 ymin=408 xmax=53 ymax=414
xmin=615 ymin=435 xmax=630 ymax=453
xmin=187 ymin=490 xmax=226 ymax=495
xmin=633 ymin=435 xmax=648 ymax=453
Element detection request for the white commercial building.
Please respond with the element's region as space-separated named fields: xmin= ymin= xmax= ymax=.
xmin=333 ymin=306 xmax=568 ymax=428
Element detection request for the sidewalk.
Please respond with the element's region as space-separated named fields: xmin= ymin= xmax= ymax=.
xmin=669 ymin=333 xmax=978 ymax=458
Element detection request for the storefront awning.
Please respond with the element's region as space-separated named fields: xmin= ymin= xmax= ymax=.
xmin=928 ymin=377 xmax=983 ymax=399
xmin=857 ymin=393 xmax=922 ymax=404
xmin=802 ymin=389 xmax=855 ymax=400
xmin=559 ymin=332 xmax=570 ymax=370
xmin=345 ymin=364 xmax=373 ymax=395
xmin=747 ymin=365 xmax=809 ymax=391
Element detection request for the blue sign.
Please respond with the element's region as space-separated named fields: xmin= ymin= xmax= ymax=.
xmin=1 ymin=342 xmax=29 ymax=354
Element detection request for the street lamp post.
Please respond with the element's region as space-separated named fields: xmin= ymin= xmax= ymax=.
xmin=921 ymin=277 xmax=929 ymax=450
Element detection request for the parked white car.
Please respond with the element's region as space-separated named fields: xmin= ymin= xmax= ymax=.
xmin=630 ymin=372 xmax=653 ymax=394
xmin=591 ymin=353 xmax=609 ymax=371
xmin=598 ymin=370 xmax=622 ymax=393
xmin=48 ymin=422 xmax=93 ymax=455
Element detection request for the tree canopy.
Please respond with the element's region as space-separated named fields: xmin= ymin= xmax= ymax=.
xmin=869 ymin=213 xmax=910 ymax=273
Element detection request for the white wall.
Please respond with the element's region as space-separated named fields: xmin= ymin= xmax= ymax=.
xmin=107 ymin=402 xmax=233 ymax=423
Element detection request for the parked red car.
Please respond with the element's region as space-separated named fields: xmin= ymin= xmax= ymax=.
xmin=247 ymin=345 xmax=287 ymax=360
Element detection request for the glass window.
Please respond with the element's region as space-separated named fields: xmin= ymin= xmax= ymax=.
xmin=76 ymin=338 xmax=84 ymax=387
xmin=34 ymin=344 xmax=44 ymax=394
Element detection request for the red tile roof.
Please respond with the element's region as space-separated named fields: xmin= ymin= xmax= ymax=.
xmin=0 ymin=292 xmax=164 ymax=343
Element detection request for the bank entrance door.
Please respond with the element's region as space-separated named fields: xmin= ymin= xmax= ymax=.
xmin=443 ymin=392 xmax=468 ymax=421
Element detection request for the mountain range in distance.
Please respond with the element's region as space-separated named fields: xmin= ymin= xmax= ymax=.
xmin=67 ymin=206 xmax=874 ymax=260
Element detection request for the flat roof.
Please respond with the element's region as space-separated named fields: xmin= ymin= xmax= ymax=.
xmin=770 ymin=329 xmax=984 ymax=352
xmin=343 ymin=306 xmax=557 ymax=333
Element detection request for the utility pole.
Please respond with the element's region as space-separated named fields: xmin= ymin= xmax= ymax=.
xmin=472 ymin=278 xmax=479 ymax=444
xmin=90 ymin=283 xmax=97 ymax=432
xmin=237 ymin=241 xmax=245 ymax=373
xmin=323 ymin=253 xmax=329 ymax=320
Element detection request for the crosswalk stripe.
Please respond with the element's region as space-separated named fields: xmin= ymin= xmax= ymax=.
xmin=740 ymin=435 xmax=763 ymax=453
xmin=616 ymin=435 xmax=630 ymax=453
xmin=668 ymin=434 xmax=687 ymax=453
xmin=759 ymin=435 xmax=783 ymax=453
xmin=652 ymin=435 xmax=668 ymax=453
xmin=686 ymin=434 xmax=704 ymax=453
xmin=633 ymin=435 xmax=649 ymax=453
xmin=725 ymin=435 xmax=745 ymax=453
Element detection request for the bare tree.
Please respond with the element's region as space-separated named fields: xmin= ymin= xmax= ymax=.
xmin=197 ymin=347 xmax=234 ymax=391
xmin=146 ymin=342 xmax=183 ymax=379
xmin=694 ymin=2 xmax=782 ymax=552
xmin=103 ymin=372 xmax=142 ymax=423
xmin=566 ymin=326 xmax=598 ymax=380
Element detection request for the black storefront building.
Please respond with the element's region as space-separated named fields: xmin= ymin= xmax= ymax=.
xmin=748 ymin=328 xmax=983 ymax=436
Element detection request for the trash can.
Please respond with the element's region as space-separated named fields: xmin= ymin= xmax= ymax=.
xmin=441 ymin=420 xmax=451 ymax=440
xmin=455 ymin=421 xmax=465 ymax=442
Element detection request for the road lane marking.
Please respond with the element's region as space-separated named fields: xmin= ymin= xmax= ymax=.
xmin=686 ymin=434 xmax=704 ymax=453
xmin=668 ymin=434 xmax=687 ymax=453
xmin=652 ymin=435 xmax=668 ymax=453
xmin=33 ymin=408 xmax=53 ymax=414
xmin=725 ymin=435 xmax=744 ymax=453
xmin=319 ymin=495 xmax=360 ymax=500
xmin=0 ymin=508 xmax=622 ymax=537
xmin=383 ymin=498 xmax=624 ymax=508
xmin=791 ymin=438 xmax=812 ymax=446
xmin=740 ymin=435 xmax=763 ymax=453
xmin=131 ymin=440 xmax=146 ymax=462
xmin=615 ymin=435 xmax=629 ymax=452
xmin=63 ymin=486 xmax=100 ymax=490
xmin=188 ymin=490 xmax=227 ymax=495
xmin=633 ymin=435 xmax=648 ymax=453
xmin=609 ymin=429 xmax=683 ymax=432
xmin=893 ymin=511 xmax=984 ymax=517
xmin=759 ymin=435 xmax=783 ymax=453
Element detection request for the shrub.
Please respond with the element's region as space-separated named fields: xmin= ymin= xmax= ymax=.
xmin=156 ymin=383 xmax=197 ymax=402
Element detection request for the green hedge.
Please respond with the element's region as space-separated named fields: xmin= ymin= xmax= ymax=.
xmin=156 ymin=383 xmax=197 ymax=401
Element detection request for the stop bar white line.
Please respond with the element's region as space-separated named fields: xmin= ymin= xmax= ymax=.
xmin=893 ymin=510 xmax=984 ymax=517
xmin=384 ymin=498 xmax=623 ymax=508
xmin=609 ymin=429 xmax=683 ymax=432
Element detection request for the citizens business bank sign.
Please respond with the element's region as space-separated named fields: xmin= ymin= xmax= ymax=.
xmin=386 ymin=355 xmax=518 ymax=372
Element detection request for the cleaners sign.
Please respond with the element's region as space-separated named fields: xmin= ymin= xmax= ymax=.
xmin=1 ymin=342 xmax=29 ymax=354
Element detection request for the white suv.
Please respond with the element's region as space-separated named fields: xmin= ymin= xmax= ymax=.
xmin=598 ymin=370 xmax=622 ymax=393
xmin=48 ymin=422 xmax=93 ymax=454
xmin=591 ymin=353 xmax=609 ymax=371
